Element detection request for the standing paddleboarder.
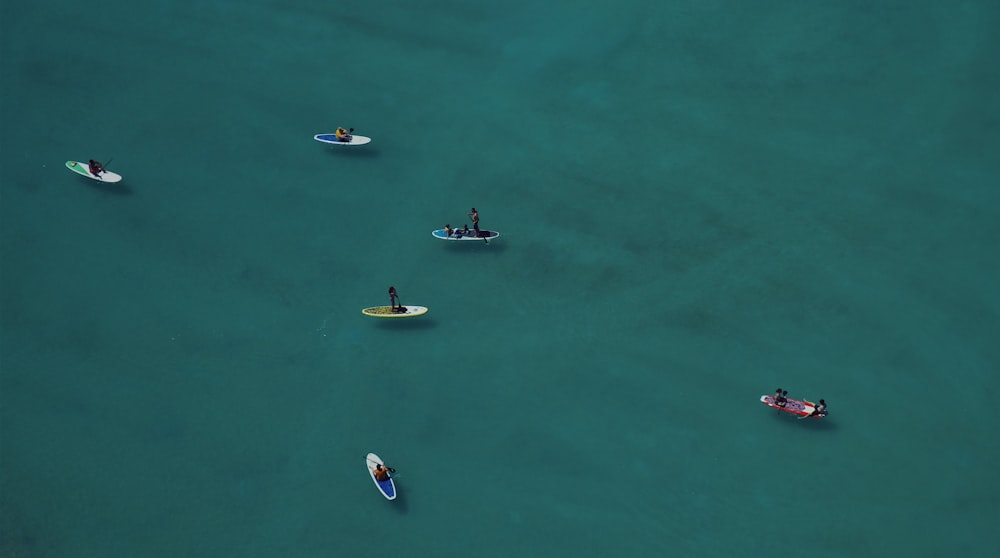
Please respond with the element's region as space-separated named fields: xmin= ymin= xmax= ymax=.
xmin=467 ymin=207 xmax=480 ymax=237
xmin=389 ymin=286 xmax=402 ymax=313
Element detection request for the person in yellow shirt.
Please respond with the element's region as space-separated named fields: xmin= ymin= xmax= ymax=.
xmin=335 ymin=127 xmax=354 ymax=142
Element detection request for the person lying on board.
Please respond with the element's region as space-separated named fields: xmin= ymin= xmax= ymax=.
xmin=444 ymin=224 xmax=472 ymax=238
xmin=452 ymin=224 xmax=472 ymax=238
xmin=335 ymin=127 xmax=353 ymax=142
xmin=773 ymin=388 xmax=788 ymax=407
xmin=809 ymin=399 xmax=827 ymax=417
xmin=88 ymin=159 xmax=105 ymax=177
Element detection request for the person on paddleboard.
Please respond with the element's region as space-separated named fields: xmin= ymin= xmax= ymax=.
xmin=335 ymin=127 xmax=353 ymax=142
xmin=773 ymin=388 xmax=788 ymax=407
xmin=88 ymin=159 xmax=105 ymax=177
xmin=374 ymin=463 xmax=394 ymax=481
xmin=467 ymin=208 xmax=480 ymax=236
xmin=809 ymin=399 xmax=827 ymax=417
xmin=389 ymin=286 xmax=403 ymax=313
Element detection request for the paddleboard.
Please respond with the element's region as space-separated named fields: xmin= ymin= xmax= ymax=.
xmin=314 ymin=133 xmax=372 ymax=146
xmin=361 ymin=305 xmax=428 ymax=318
xmin=366 ymin=453 xmax=396 ymax=500
xmin=431 ymin=228 xmax=500 ymax=241
xmin=65 ymin=161 xmax=122 ymax=183
xmin=760 ymin=394 xmax=825 ymax=418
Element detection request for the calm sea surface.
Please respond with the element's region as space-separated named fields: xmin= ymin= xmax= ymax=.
xmin=2 ymin=1 xmax=998 ymax=556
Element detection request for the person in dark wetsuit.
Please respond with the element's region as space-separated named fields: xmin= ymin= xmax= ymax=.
xmin=389 ymin=286 xmax=403 ymax=313
xmin=810 ymin=399 xmax=827 ymax=417
xmin=773 ymin=388 xmax=788 ymax=407
xmin=88 ymin=159 xmax=105 ymax=177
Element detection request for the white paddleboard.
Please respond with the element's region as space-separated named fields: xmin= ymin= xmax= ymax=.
xmin=65 ymin=161 xmax=122 ymax=183
xmin=366 ymin=453 xmax=396 ymax=500
xmin=314 ymin=133 xmax=372 ymax=146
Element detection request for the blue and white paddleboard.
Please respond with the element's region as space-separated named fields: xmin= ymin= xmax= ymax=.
xmin=366 ymin=453 xmax=396 ymax=500
xmin=314 ymin=133 xmax=372 ymax=146
xmin=431 ymin=228 xmax=500 ymax=241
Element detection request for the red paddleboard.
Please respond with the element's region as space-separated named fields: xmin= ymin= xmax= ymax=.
xmin=760 ymin=394 xmax=825 ymax=418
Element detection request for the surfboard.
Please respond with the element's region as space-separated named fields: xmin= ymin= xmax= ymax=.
xmin=431 ymin=229 xmax=500 ymax=241
xmin=314 ymin=133 xmax=372 ymax=146
xmin=65 ymin=161 xmax=122 ymax=183
xmin=366 ymin=453 xmax=396 ymax=500
xmin=361 ymin=305 xmax=428 ymax=318
xmin=760 ymin=394 xmax=825 ymax=418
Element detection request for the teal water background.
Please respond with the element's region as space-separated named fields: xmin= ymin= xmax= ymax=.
xmin=2 ymin=1 xmax=998 ymax=555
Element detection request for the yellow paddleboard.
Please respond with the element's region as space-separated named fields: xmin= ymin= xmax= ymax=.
xmin=361 ymin=305 xmax=428 ymax=318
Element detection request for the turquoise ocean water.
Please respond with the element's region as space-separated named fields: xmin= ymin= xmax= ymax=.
xmin=2 ymin=1 xmax=998 ymax=555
